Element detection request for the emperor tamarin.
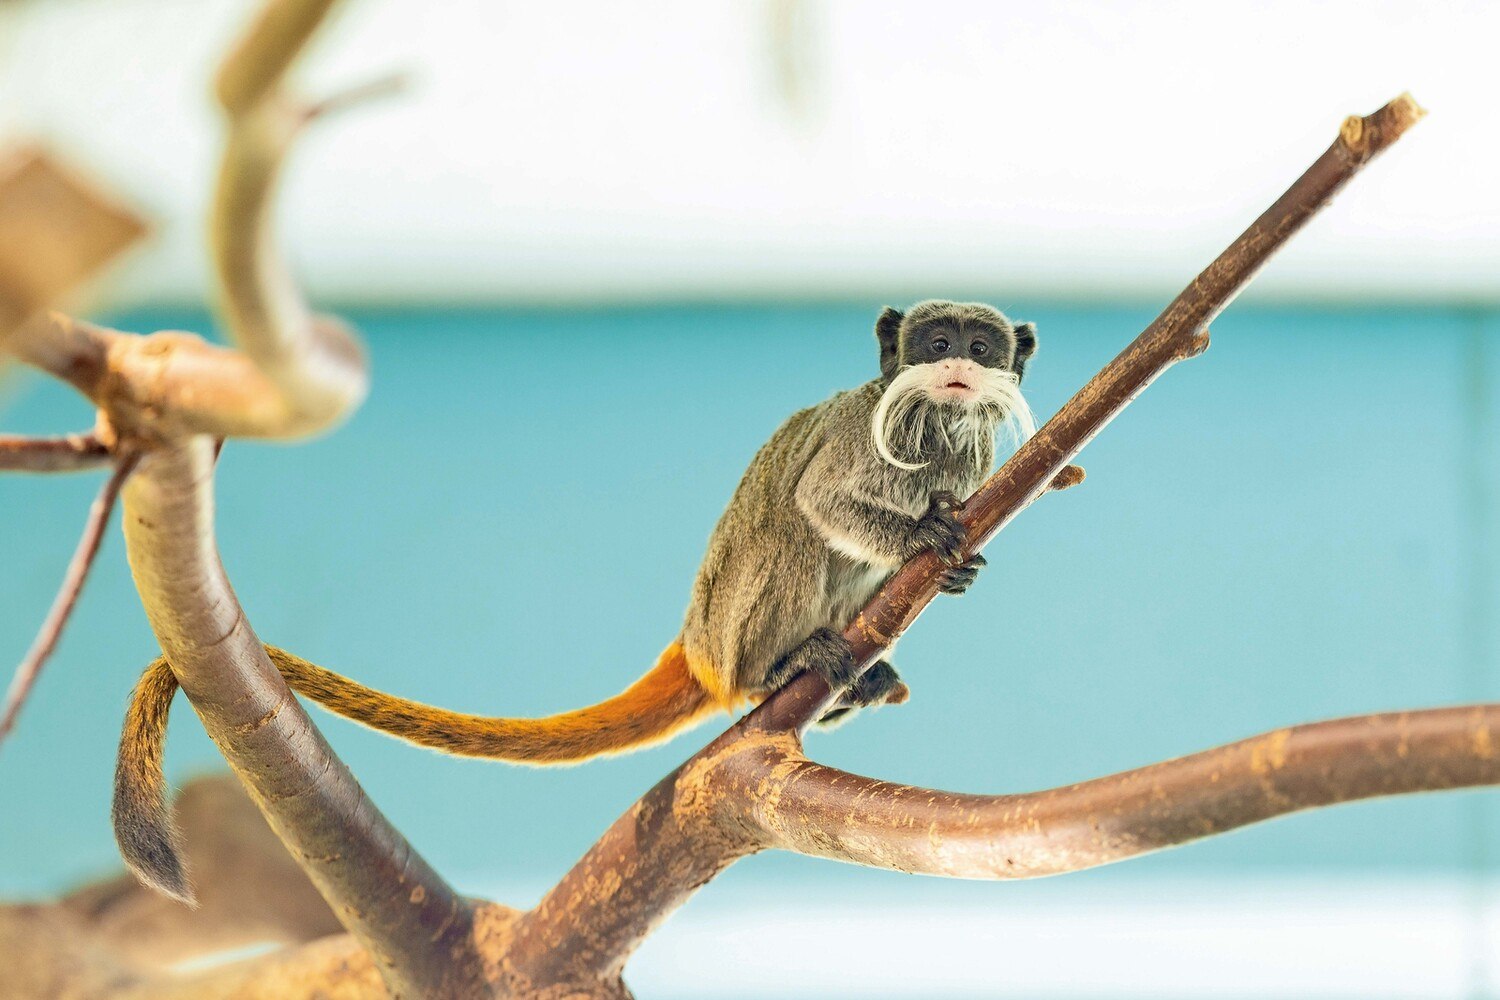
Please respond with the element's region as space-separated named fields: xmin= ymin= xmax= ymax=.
xmin=114 ymin=300 xmax=1039 ymax=900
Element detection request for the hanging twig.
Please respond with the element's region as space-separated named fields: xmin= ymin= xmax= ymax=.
xmin=4 ymin=1 xmax=474 ymax=995
xmin=0 ymin=449 xmax=138 ymax=747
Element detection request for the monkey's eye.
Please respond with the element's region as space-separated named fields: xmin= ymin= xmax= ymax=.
xmin=971 ymin=341 xmax=988 ymax=356
xmin=931 ymin=337 xmax=950 ymax=353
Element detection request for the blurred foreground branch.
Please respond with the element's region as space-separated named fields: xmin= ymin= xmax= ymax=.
xmin=0 ymin=431 xmax=110 ymax=472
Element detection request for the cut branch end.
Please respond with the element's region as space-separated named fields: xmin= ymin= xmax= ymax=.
xmin=1340 ymin=92 xmax=1426 ymax=159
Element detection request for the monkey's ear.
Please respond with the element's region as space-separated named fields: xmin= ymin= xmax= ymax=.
xmin=875 ymin=307 xmax=903 ymax=379
xmin=1012 ymin=322 xmax=1037 ymax=381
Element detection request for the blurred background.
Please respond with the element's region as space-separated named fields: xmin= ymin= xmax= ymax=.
xmin=2 ymin=1 xmax=1498 ymax=997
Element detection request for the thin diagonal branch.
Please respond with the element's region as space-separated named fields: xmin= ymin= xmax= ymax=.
xmin=750 ymin=91 xmax=1428 ymax=734
xmin=0 ymin=450 xmax=138 ymax=747
xmin=0 ymin=431 xmax=110 ymax=472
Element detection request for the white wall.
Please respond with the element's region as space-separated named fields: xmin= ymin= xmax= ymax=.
xmin=1 ymin=0 xmax=1493 ymax=307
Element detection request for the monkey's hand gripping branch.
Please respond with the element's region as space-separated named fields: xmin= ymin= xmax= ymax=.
xmin=1 ymin=1 xmax=487 ymax=997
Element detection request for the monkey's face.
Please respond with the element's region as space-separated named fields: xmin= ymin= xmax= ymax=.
xmin=870 ymin=301 xmax=1039 ymax=471
xmin=874 ymin=300 xmax=1037 ymax=386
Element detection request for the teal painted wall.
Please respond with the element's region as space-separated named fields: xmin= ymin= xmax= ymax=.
xmin=1 ymin=302 xmax=1495 ymax=900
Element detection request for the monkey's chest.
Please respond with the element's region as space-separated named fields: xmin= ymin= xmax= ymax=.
xmin=890 ymin=464 xmax=985 ymax=516
xmin=824 ymin=553 xmax=892 ymax=617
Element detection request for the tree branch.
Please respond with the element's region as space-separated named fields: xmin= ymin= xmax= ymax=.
xmin=0 ymin=450 xmax=138 ymax=747
xmin=3 ymin=776 xmax=375 ymax=999
xmin=210 ymin=0 xmax=368 ymax=440
xmin=0 ymin=1 xmax=480 ymax=995
xmin=303 ymin=70 xmax=409 ymax=123
xmin=4 ymin=311 xmax=124 ymax=403
xmin=0 ymin=430 xmax=110 ymax=472
xmin=7 ymin=312 xmax=348 ymax=441
xmin=750 ymin=91 xmax=1427 ymax=733
xmin=734 ymin=705 xmax=1500 ymax=875
xmin=121 ymin=438 xmax=484 ymax=996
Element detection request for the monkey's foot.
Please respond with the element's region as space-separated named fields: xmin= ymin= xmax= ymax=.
xmin=817 ymin=660 xmax=905 ymax=726
xmin=767 ymin=627 xmax=857 ymax=694
xmin=938 ymin=554 xmax=986 ymax=595
xmin=908 ymin=490 xmax=969 ymax=566
xmin=848 ymin=660 xmax=902 ymax=705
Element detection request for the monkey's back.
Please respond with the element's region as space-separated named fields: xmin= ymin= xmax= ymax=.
xmin=680 ymin=386 xmax=876 ymax=704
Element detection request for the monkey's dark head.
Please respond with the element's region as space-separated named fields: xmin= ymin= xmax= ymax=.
xmin=874 ymin=300 xmax=1037 ymax=387
xmin=870 ymin=300 xmax=1038 ymax=471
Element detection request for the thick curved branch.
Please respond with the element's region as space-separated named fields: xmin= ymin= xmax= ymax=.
xmin=0 ymin=431 xmax=110 ymax=472
xmin=7 ymin=312 xmax=348 ymax=441
xmin=121 ymin=440 xmax=484 ymax=996
xmin=735 ymin=705 xmax=1500 ymax=876
xmin=123 ymin=440 xmax=486 ymax=995
xmin=504 ymin=744 xmax=775 ymax=995
xmin=126 ymin=902 xmax=515 ymax=1000
xmin=4 ymin=0 xmax=369 ymax=446
xmin=209 ymin=0 xmax=368 ymax=440
xmin=5 ymin=311 xmax=123 ymax=402
xmin=0 ymin=1 xmax=481 ymax=995
xmin=750 ymin=92 xmax=1427 ymax=733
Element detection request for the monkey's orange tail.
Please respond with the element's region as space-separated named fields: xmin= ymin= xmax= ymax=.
xmin=282 ymin=641 xmax=717 ymax=763
xmin=114 ymin=643 xmax=716 ymax=900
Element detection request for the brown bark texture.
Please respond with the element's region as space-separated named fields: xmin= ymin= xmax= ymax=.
xmin=0 ymin=432 xmax=110 ymax=473
xmin=0 ymin=4 xmax=1457 ymax=993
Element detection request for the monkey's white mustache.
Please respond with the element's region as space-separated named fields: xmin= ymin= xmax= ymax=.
xmin=871 ymin=360 xmax=1036 ymax=472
